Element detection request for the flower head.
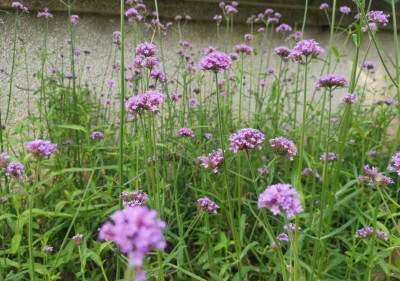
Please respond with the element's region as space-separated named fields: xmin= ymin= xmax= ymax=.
xmin=258 ymin=183 xmax=303 ymax=218
xmin=234 ymin=44 xmax=254 ymax=56
xmin=316 ymin=74 xmax=348 ymax=89
xmin=43 ymin=246 xmax=53 ymax=253
xmin=125 ymin=8 xmax=142 ymax=22
xmin=120 ymin=190 xmax=148 ymax=208
xmin=277 ymin=233 xmax=289 ymax=241
xmin=198 ymin=197 xmax=220 ymax=214
xmin=71 ymin=15 xmax=79 ymax=24
xmin=285 ymin=31 xmax=302 ymax=42
xmin=125 ymin=91 xmax=166 ymax=118
xmin=258 ymin=165 xmax=270 ymax=177
xmin=275 ymin=46 xmax=291 ymax=59
xmin=276 ymin=24 xmax=292 ymax=33
xmin=388 ymin=152 xmax=400 ymax=176
xmin=199 ymin=51 xmax=232 ymax=73
xmin=340 ymin=6 xmax=351 ymax=14
xmin=244 ymin=34 xmax=254 ymax=41
xmin=364 ymin=61 xmax=376 ymax=71
xmin=356 ymin=227 xmax=388 ymax=241
xmin=37 ymin=8 xmax=53 ymax=18
xmin=319 ymin=152 xmax=340 ymax=162
xmin=0 ymin=152 xmax=10 ymax=168
xmin=341 ymin=93 xmax=357 ymax=104
xmin=72 ymin=234 xmax=83 ymax=244
xmin=229 ymin=128 xmax=265 ymax=153
xmin=284 ymin=223 xmax=301 ymax=233
xmin=269 ymin=137 xmax=297 ymax=160
xmin=301 ymin=168 xmax=322 ymax=181
xmin=5 ymin=162 xmax=25 ymax=180
xmin=12 ymin=2 xmax=29 ymax=13
xmin=320 ymin=3 xmax=329 ymax=10
xmin=98 ymin=206 xmax=166 ymax=273
xmin=198 ymin=149 xmax=224 ymax=173
xmin=288 ymin=39 xmax=325 ymax=62
xmin=177 ymin=128 xmax=195 ymax=137
xmin=367 ymin=11 xmax=390 ymax=26
xmin=27 ymin=140 xmax=58 ymax=158
xmin=359 ymin=165 xmax=393 ymax=188
xmin=136 ymin=42 xmax=157 ymax=57
xmin=91 ymin=131 xmax=105 ymax=139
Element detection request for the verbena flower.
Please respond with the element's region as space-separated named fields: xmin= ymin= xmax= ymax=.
xmin=320 ymin=3 xmax=329 ymax=10
xmin=72 ymin=234 xmax=83 ymax=244
xmin=258 ymin=183 xmax=303 ymax=218
xmin=284 ymin=223 xmax=301 ymax=233
xmin=12 ymin=2 xmax=29 ymax=13
xmin=234 ymin=44 xmax=254 ymax=56
xmin=275 ymin=46 xmax=291 ymax=59
xmin=125 ymin=91 xmax=166 ymax=118
xmin=244 ymin=34 xmax=254 ymax=41
xmin=355 ymin=227 xmax=388 ymax=241
xmin=267 ymin=17 xmax=279 ymax=24
xmin=197 ymin=197 xmax=220 ymax=214
xmin=277 ymin=233 xmax=289 ymax=241
xmin=285 ymin=31 xmax=302 ymax=42
xmin=316 ymin=74 xmax=348 ymax=89
xmin=177 ymin=128 xmax=195 ymax=137
xmin=5 ymin=162 xmax=25 ymax=180
xmin=43 ymin=246 xmax=53 ymax=253
xmin=368 ymin=150 xmax=379 ymax=157
xmin=320 ymin=152 xmax=339 ymax=162
xmin=388 ymin=152 xmax=400 ymax=176
xmin=367 ymin=11 xmax=390 ymax=26
xmin=98 ymin=206 xmax=166 ymax=281
xmin=258 ymin=165 xmax=270 ymax=177
xmin=213 ymin=15 xmax=222 ymax=22
xmin=341 ymin=93 xmax=358 ymax=104
xmin=269 ymin=137 xmax=297 ymax=160
xmin=205 ymin=133 xmax=212 ymax=140
xmin=136 ymin=42 xmax=157 ymax=57
xmin=266 ymin=67 xmax=275 ymax=74
xmin=359 ymin=165 xmax=393 ymax=187
xmin=120 ymin=190 xmax=148 ymax=208
xmin=301 ymin=168 xmax=322 ymax=181
xmin=171 ymin=93 xmax=181 ymax=102
xmin=198 ymin=149 xmax=224 ymax=173
xmin=384 ymin=98 xmax=395 ymax=105
xmin=71 ymin=15 xmax=79 ymax=24
xmin=27 ymin=140 xmax=58 ymax=158
xmin=199 ymin=51 xmax=232 ymax=73
xmin=229 ymin=128 xmax=265 ymax=153
xmin=188 ymin=98 xmax=200 ymax=107
xmin=0 ymin=197 xmax=8 ymax=203
xmin=339 ymin=6 xmax=351 ymax=14
xmin=0 ymin=152 xmax=10 ymax=168
xmin=364 ymin=61 xmax=376 ymax=71
xmin=37 ymin=8 xmax=53 ymax=18
xmin=276 ymin=24 xmax=292 ymax=33
xmin=331 ymin=118 xmax=339 ymax=124
xmin=125 ymin=8 xmax=142 ymax=22
xmin=288 ymin=39 xmax=325 ymax=62
xmin=91 ymin=131 xmax=104 ymax=139
xmin=225 ymin=5 xmax=238 ymax=14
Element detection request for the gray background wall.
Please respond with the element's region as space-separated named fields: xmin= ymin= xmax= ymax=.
xmin=0 ymin=0 xmax=399 ymax=126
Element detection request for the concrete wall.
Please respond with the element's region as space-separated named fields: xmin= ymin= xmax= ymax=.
xmin=0 ymin=0 xmax=399 ymax=126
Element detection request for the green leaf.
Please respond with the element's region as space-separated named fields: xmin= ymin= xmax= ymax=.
xmin=57 ymin=124 xmax=86 ymax=132
xmin=11 ymin=233 xmax=22 ymax=253
xmin=240 ymin=241 xmax=259 ymax=260
xmin=321 ymin=215 xmax=359 ymax=240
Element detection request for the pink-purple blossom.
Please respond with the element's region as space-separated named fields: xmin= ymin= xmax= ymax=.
xmin=316 ymin=75 xmax=348 ymax=89
xmin=37 ymin=8 xmax=53 ymax=18
xmin=125 ymin=91 xmax=166 ymax=117
xmin=276 ymin=24 xmax=292 ymax=33
xmin=364 ymin=61 xmax=376 ymax=71
xmin=199 ymin=51 xmax=232 ymax=73
xmin=234 ymin=44 xmax=254 ymax=56
xmin=12 ymin=2 xmax=28 ymax=13
xmin=269 ymin=137 xmax=297 ymax=160
xmin=288 ymin=39 xmax=325 ymax=62
xmin=320 ymin=152 xmax=340 ymax=162
xmin=258 ymin=183 xmax=304 ymax=218
xmin=341 ymin=93 xmax=358 ymax=104
xmin=277 ymin=233 xmax=289 ymax=242
xmin=301 ymin=168 xmax=322 ymax=181
xmin=71 ymin=15 xmax=79 ymax=24
xmin=91 ymin=131 xmax=105 ymax=139
xmin=229 ymin=128 xmax=265 ymax=153
xmin=359 ymin=165 xmax=394 ymax=187
xmin=27 ymin=140 xmax=58 ymax=157
xmin=198 ymin=149 xmax=224 ymax=173
xmin=339 ymin=6 xmax=351 ymax=14
xmin=5 ymin=162 xmax=25 ymax=180
xmin=120 ymin=190 xmax=148 ymax=208
xmin=198 ymin=197 xmax=220 ymax=214
xmin=320 ymin=3 xmax=329 ymax=10
xmin=356 ymin=227 xmax=388 ymax=241
xmin=43 ymin=246 xmax=53 ymax=253
xmin=177 ymin=128 xmax=195 ymax=137
xmin=0 ymin=152 xmax=9 ymax=168
xmin=388 ymin=152 xmax=400 ymax=176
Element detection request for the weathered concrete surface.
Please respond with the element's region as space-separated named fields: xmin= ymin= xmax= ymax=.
xmin=0 ymin=0 xmax=399 ymax=126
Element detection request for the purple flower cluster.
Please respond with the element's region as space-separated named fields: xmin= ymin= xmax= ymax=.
xmin=355 ymin=227 xmax=388 ymax=241
xmin=72 ymin=234 xmax=83 ymax=244
xmin=284 ymin=223 xmax=301 ymax=233
xmin=37 ymin=8 xmax=53 ymax=18
xmin=288 ymin=39 xmax=325 ymax=62
xmin=177 ymin=128 xmax=195 ymax=137
xmin=341 ymin=93 xmax=358 ymax=104
xmin=0 ymin=152 xmax=9 ymax=168
xmin=276 ymin=24 xmax=292 ymax=33
xmin=125 ymin=91 xmax=166 ymax=117
xmin=198 ymin=149 xmax=224 ymax=173
xmin=301 ymin=168 xmax=322 ymax=181
xmin=277 ymin=233 xmax=289 ymax=241
xmin=244 ymin=34 xmax=254 ymax=41
xmin=199 ymin=51 xmax=232 ymax=73
xmin=320 ymin=152 xmax=340 ymax=162
xmin=275 ymin=46 xmax=291 ymax=59
xmin=339 ymin=6 xmax=351 ymax=14
xmin=285 ymin=31 xmax=302 ymax=42
xmin=359 ymin=165 xmax=394 ymax=188
xmin=4 ymin=162 xmax=25 ymax=180
xmin=136 ymin=42 xmax=157 ymax=57
xmin=43 ymin=246 xmax=54 ymax=253
xmin=258 ymin=165 xmax=270 ymax=177
xmin=71 ymin=15 xmax=79 ymax=24
xmin=12 ymin=2 xmax=28 ymax=13
xmin=388 ymin=152 xmax=400 ymax=176
xmin=229 ymin=128 xmax=265 ymax=153
xmin=364 ymin=61 xmax=376 ymax=71
xmin=91 ymin=131 xmax=104 ymax=139
xmin=120 ymin=190 xmax=148 ymax=208
xmin=234 ymin=44 xmax=254 ymax=56
xmin=258 ymin=183 xmax=303 ymax=218
xmin=316 ymin=74 xmax=348 ymax=89
xmin=198 ymin=197 xmax=220 ymax=214
xmin=368 ymin=150 xmax=379 ymax=157
xmin=125 ymin=8 xmax=143 ymax=22
xmin=98 ymin=206 xmax=166 ymax=281
xmin=26 ymin=140 xmax=58 ymax=158
xmin=205 ymin=133 xmax=212 ymax=140
xmin=367 ymin=11 xmax=390 ymax=26
xmin=320 ymin=3 xmax=329 ymax=10
xmin=188 ymin=98 xmax=200 ymax=107
xmin=269 ymin=137 xmax=297 ymax=161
